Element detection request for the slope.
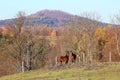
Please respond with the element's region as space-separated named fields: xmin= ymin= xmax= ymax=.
xmin=0 ymin=64 xmax=120 ymax=80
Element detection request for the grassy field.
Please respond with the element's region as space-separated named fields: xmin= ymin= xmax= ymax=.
xmin=0 ymin=64 xmax=120 ymax=80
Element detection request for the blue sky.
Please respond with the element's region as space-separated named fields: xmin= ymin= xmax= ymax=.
xmin=0 ymin=0 xmax=120 ymax=23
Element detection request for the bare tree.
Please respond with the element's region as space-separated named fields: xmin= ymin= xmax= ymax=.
xmin=80 ymin=12 xmax=102 ymax=22
xmin=80 ymin=12 xmax=102 ymax=63
xmin=110 ymin=12 xmax=120 ymax=56
xmin=7 ymin=12 xmax=49 ymax=72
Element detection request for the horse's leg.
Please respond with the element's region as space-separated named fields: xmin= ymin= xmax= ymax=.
xmin=72 ymin=60 xmax=75 ymax=64
xmin=56 ymin=61 xmax=61 ymax=66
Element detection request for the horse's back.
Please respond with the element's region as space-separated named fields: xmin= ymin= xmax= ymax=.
xmin=57 ymin=56 xmax=68 ymax=62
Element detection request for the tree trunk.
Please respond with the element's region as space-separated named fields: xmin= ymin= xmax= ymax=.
xmin=21 ymin=61 xmax=25 ymax=73
xmin=82 ymin=52 xmax=85 ymax=63
xmin=109 ymin=51 xmax=112 ymax=62
xmin=27 ymin=52 xmax=32 ymax=71
xmin=26 ymin=43 xmax=32 ymax=71
xmin=115 ymin=33 xmax=120 ymax=56
xmin=28 ymin=55 xmax=32 ymax=71
xmin=89 ymin=50 xmax=92 ymax=64
xmin=55 ymin=56 xmax=58 ymax=65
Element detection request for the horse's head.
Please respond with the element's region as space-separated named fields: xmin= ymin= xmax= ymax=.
xmin=66 ymin=51 xmax=70 ymax=57
xmin=69 ymin=51 xmax=73 ymax=55
xmin=69 ymin=50 xmax=77 ymax=63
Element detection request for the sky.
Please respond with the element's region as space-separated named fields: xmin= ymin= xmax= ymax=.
xmin=0 ymin=0 xmax=120 ymax=23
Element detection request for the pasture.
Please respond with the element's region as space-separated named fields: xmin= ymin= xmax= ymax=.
xmin=0 ymin=63 xmax=120 ymax=80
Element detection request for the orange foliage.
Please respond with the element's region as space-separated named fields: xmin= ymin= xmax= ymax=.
xmin=100 ymin=25 xmax=120 ymax=62
xmin=50 ymin=29 xmax=57 ymax=38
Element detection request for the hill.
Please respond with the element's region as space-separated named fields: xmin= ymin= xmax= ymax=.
xmin=30 ymin=9 xmax=73 ymax=20
xmin=0 ymin=64 xmax=120 ymax=80
xmin=0 ymin=10 xmax=109 ymax=27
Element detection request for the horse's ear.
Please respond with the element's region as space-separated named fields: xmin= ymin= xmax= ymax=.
xmin=70 ymin=50 xmax=73 ymax=53
xmin=67 ymin=51 xmax=69 ymax=54
xmin=66 ymin=51 xmax=69 ymax=55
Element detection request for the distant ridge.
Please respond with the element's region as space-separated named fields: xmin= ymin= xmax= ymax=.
xmin=0 ymin=9 xmax=109 ymax=27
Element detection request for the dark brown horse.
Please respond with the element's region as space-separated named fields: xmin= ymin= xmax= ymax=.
xmin=56 ymin=51 xmax=69 ymax=65
xmin=69 ymin=51 xmax=77 ymax=63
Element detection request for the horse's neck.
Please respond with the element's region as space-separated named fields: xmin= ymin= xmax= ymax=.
xmin=69 ymin=53 xmax=73 ymax=56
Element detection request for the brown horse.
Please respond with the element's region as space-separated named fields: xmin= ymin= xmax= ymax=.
xmin=56 ymin=51 xmax=69 ymax=65
xmin=69 ymin=51 xmax=77 ymax=63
